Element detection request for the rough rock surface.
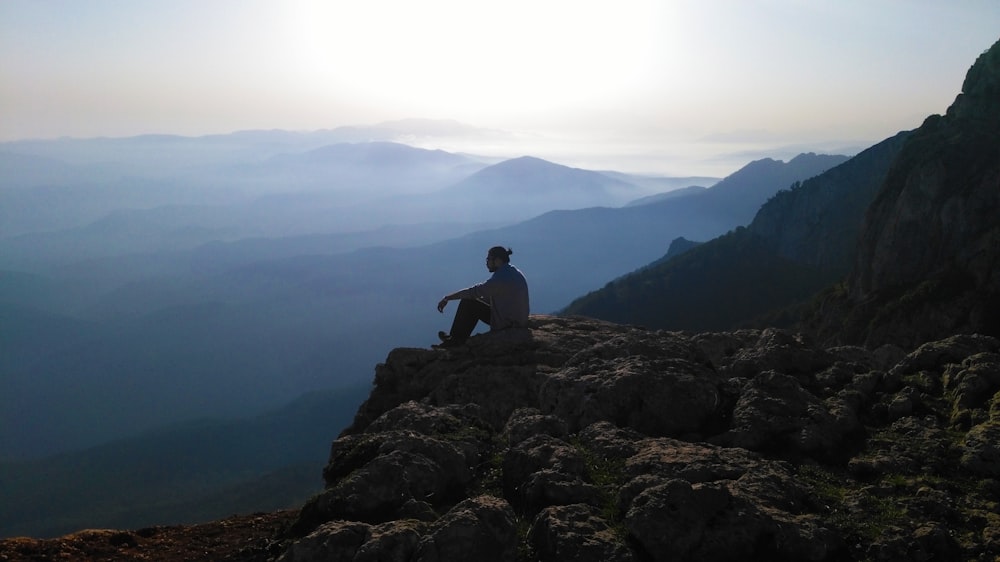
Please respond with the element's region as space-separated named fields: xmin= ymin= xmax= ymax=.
xmin=4 ymin=315 xmax=999 ymax=561
xmin=277 ymin=315 xmax=1000 ymax=562
xmin=0 ymin=510 xmax=297 ymax=561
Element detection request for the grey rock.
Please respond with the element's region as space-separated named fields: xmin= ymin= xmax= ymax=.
xmin=413 ymin=496 xmax=518 ymax=562
xmin=502 ymin=407 xmax=569 ymax=445
xmin=529 ymin=503 xmax=635 ymax=562
xmin=961 ymin=421 xmax=1000 ymax=477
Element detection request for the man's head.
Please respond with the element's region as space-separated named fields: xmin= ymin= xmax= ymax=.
xmin=486 ymin=246 xmax=512 ymax=272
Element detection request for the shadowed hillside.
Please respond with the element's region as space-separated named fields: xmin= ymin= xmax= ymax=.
xmin=560 ymin=132 xmax=909 ymax=331
xmin=563 ymin=40 xmax=1000 ymax=348
xmin=817 ymin=40 xmax=1000 ymax=347
xmin=0 ymin=387 xmax=369 ymax=539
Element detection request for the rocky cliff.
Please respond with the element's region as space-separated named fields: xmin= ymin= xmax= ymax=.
xmin=750 ymin=130 xmax=911 ymax=274
xmin=835 ymin=39 xmax=1000 ymax=347
xmin=275 ymin=316 xmax=1000 ymax=562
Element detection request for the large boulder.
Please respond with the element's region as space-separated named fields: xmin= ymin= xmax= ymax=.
xmin=412 ymin=496 xmax=518 ymax=562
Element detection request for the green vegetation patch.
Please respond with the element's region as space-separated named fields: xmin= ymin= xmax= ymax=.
xmin=571 ymin=438 xmax=628 ymax=539
xmin=797 ymin=464 xmax=907 ymax=543
xmin=469 ymin=448 xmax=506 ymax=498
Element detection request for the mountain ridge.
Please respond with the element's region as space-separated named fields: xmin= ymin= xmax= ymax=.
xmin=814 ymin=39 xmax=1000 ymax=348
xmin=559 ymin=133 xmax=910 ymax=331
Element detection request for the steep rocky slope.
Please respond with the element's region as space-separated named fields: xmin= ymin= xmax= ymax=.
xmin=820 ymin=39 xmax=1000 ymax=347
xmin=750 ymin=131 xmax=911 ymax=273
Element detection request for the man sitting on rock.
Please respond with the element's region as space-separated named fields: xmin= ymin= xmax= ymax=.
xmin=436 ymin=246 xmax=530 ymax=348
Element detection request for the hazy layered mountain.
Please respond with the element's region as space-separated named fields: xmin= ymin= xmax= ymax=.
xmin=0 ymin=171 xmax=246 ymax=240
xmin=254 ymin=141 xmax=484 ymax=191
xmin=227 ymin=141 xmax=488 ymax=203
xmin=0 ymin=142 xmax=693 ymax=267
xmin=0 ymin=141 xmax=491 ymax=265
xmin=683 ymin=152 xmax=849 ymax=226
xmin=0 ymin=119 xmax=503 ymax=173
xmin=335 ymin=155 xmax=664 ymax=228
xmin=448 ymin=156 xmax=633 ymax=201
xmin=0 ymin=151 xmax=83 ymax=187
xmin=599 ymin=170 xmax=720 ymax=198
xmin=624 ymin=185 xmax=709 ymax=206
xmin=218 ymin=151 xmax=847 ymax=326
xmin=0 ymin=126 xmax=497 ymax=239
xmin=0 ymin=386 xmax=368 ymax=538
xmin=560 ymin=135 xmax=908 ymax=330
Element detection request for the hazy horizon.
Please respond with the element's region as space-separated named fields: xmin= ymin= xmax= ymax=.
xmin=2 ymin=1 xmax=998 ymax=177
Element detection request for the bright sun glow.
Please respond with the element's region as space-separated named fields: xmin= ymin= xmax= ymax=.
xmin=1 ymin=0 xmax=998 ymax=174
xmin=277 ymin=0 xmax=662 ymax=123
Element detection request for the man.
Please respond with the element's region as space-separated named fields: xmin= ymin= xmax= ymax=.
xmin=436 ymin=246 xmax=530 ymax=348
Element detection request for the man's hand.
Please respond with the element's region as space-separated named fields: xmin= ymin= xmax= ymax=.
xmin=437 ymin=297 xmax=449 ymax=313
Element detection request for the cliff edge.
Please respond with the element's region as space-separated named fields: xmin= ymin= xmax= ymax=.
xmin=277 ymin=315 xmax=1000 ymax=562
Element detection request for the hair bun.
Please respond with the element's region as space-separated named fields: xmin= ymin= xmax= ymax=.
xmin=488 ymin=245 xmax=512 ymax=259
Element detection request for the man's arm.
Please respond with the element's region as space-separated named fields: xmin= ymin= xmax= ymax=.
xmin=438 ymin=281 xmax=493 ymax=312
xmin=439 ymin=272 xmax=504 ymax=312
xmin=437 ymin=289 xmax=466 ymax=313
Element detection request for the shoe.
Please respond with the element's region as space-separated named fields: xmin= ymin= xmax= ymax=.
xmin=433 ymin=337 xmax=465 ymax=349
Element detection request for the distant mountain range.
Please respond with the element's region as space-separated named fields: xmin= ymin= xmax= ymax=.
xmin=0 ymin=119 xmax=504 ymax=170
xmin=0 ymin=141 xmax=712 ymax=262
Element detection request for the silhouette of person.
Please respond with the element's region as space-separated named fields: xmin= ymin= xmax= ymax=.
xmin=436 ymin=246 xmax=529 ymax=348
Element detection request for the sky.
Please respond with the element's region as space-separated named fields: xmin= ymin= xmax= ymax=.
xmin=1 ymin=1 xmax=998 ymax=176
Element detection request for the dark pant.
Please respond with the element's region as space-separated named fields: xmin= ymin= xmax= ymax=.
xmin=449 ymin=299 xmax=491 ymax=341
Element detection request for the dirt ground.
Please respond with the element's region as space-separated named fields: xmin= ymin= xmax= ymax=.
xmin=0 ymin=510 xmax=298 ymax=562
